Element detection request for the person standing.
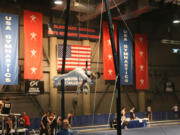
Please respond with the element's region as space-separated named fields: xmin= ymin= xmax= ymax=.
xmin=110 ymin=113 xmax=117 ymax=129
xmin=56 ymin=116 xmax=62 ymax=130
xmin=2 ymin=97 xmax=11 ymax=114
xmin=49 ymin=112 xmax=57 ymax=135
xmin=5 ymin=116 xmax=12 ymax=135
xmin=130 ymin=106 xmax=136 ymax=120
xmin=23 ymin=112 xmax=30 ymax=135
xmin=0 ymin=98 xmax=4 ymax=113
xmin=121 ymin=107 xmax=128 ymax=130
xmin=18 ymin=115 xmax=25 ymax=135
xmin=1 ymin=97 xmax=11 ymax=135
xmin=18 ymin=115 xmax=25 ymax=128
xmin=146 ymin=106 xmax=152 ymax=121
xmin=56 ymin=119 xmax=73 ymax=135
xmin=67 ymin=112 xmax=73 ymax=127
xmin=172 ymin=104 xmax=179 ymax=119
xmin=40 ymin=112 xmax=49 ymax=135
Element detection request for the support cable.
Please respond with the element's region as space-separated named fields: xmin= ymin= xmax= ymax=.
xmin=112 ymin=0 xmax=134 ymax=42
xmin=106 ymin=76 xmax=118 ymax=129
xmin=92 ymin=0 xmax=104 ymax=124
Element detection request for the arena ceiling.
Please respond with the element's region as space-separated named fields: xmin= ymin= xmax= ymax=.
xmin=0 ymin=0 xmax=179 ymax=21
xmin=0 ymin=0 xmax=180 ymax=28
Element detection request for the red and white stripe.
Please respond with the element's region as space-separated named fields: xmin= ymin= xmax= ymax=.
xmin=57 ymin=45 xmax=91 ymax=71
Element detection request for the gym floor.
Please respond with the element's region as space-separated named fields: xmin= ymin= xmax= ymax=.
xmin=78 ymin=125 xmax=180 ymax=135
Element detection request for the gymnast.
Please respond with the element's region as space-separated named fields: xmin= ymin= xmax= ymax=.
xmin=54 ymin=68 xmax=100 ymax=94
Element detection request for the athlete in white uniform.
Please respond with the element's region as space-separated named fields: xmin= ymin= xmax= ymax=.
xmin=54 ymin=68 xmax=99 ymax=94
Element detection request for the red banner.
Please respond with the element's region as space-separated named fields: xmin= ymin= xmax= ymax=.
xmin=135 ymin=34 xmax=149 ymax=89
xmin=24 ymin=10 xmax=43 ymax=79
xmin=103 ymin=21 xmax=117 ymax=80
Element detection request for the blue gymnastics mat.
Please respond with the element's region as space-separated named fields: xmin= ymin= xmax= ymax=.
xmin=78 ymin=125 xmax=180 ymax=135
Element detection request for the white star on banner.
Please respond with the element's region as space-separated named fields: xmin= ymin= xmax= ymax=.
xmin=30 ymin=15 xmax=36 ymax=22
xmin=140 ymin=65 xmax=144 ymax=71
xmin=139 ymin=51 xmax=144 ymax=56
xmin=140 ymin=79 xmax=144 ymax=85
xmin=30 ymin=67 xmax=37 ymax=74
xmin=30 ymin=32 xmax=37 ymax=40
xmin=30 ymin=49 xmax=37 ymax=57
xmin=139 ymin=37 xmax=143 ymax=42
xmin=108 ymin=69 xmax=113 ymax=75
xmin=108 ymin=54 xmax=112 ymax=60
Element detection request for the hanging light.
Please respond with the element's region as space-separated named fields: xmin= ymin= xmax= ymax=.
xmin=173 ymin=19 xmax=180 ymax=24
xmin=172 ymin=14 xmax=180 ymax=24
xmin=54 ymin=0 xmax=63 ymax=5
xmin=172 ymin=48 xmax=180 ymax=54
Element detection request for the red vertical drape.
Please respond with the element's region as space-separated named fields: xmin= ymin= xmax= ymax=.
xmin=135 ymin=34 xmax=149 ymax=90
xmin=103 ymin=21 xmax=117 ymax=80
xmin=24 ymin=10 xmax=43 ymax=79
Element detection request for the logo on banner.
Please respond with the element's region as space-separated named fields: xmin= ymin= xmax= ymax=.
xmin=25 ymin=80 xmax=44 ymax=94
xmin=30 ymin=81 xmax=38 ymax=87
xmin=53 ymin=76 xmax=95 ymax=88
xmin=54 ymin=76 xmax=82 ymax=88
xmin=119 ymin=28 xmax=133 ymax=85
xmin=0 ymin=13 xmax=19 ymax=85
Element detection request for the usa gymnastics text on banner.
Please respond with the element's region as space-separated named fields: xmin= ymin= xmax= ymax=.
xmin=0 ymin=13 xmax=19 ymax=85
xmin=119 ymin=28 xmax=133 ymax=85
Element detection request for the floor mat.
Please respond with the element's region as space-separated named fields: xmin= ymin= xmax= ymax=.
xmin=78 ymin=125 xmax=180 ymax=135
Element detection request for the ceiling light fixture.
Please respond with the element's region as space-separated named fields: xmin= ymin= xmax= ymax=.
xmin=161 ymin=39 xmax=180 ymax=45
xmin=54 ymin=0 xmax=63 ymax=5
xmin=172 ymin=48 xmax=180 ymax=54
xmin=173 ymin=19 xmax=180 ymax=24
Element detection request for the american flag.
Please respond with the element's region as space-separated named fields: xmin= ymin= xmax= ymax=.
xmin=57 ymin=44 xmax=91 ymax=71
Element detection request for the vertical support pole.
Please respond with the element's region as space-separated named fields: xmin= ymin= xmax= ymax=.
xmin=138 ymin=91 xmax=145 ymax=112
xmin=49 ymin=37 xmax=58 ymax=113
xmin=86 ymin=61 xmax=88 ymax=71
xmin=116 ymin=75 xmax=121 ymax=135
xmin=104 ymin=0 xmax=121 ymax=135
xmin=61 ymin=0 xmax=71 ymax=120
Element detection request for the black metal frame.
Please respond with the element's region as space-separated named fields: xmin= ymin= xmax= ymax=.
xmin=104 ymin=0 xmax=121 ymax=134
xmin=60 ymin=0 xmax=71 ymax=120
